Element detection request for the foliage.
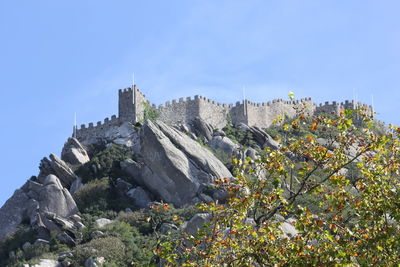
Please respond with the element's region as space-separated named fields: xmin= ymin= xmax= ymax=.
xmin=74 ymin=177 xmax=112 ymax=215
xmin=0 ymin=228 xmax=39 ymax=266
xmin=142 ymin=101 xmax=160 ymax=122
xmin=74 ymin=177 xmax=135 ymax=215
xmin=223 ymin=123 xmax=255 ymax=147
xmin=72 ymin=221 xmax=156 ymax=266
xmin=0 ymin=227 xmax=67 ymax=267
xmin=72 ymin=236 xmax=128 ymax=266
xmin=76 ymin=144 xmax=132 ymax=183
xmin=117 ymin=206 xmax=199 ymax=235
xmin=211 ymin=149 xmax=233 ymax=169
xmin=157 ymin=107 xmax=400 ymax=266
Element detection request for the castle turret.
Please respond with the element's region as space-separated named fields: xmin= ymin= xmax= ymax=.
xmin=118 ymin=87 xmax=135 ymax=123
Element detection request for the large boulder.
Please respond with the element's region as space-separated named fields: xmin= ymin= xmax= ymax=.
xmin=122 ymin=120 xmax=231 ymax=207
xmin=27 ymin=259 xmax=61 ymax=267
xmin=61 ymin=137 xmax=90 ymax=165
xmin=0 ymin=189 xmax=30 ymax=241
xmin=39 ymin=154 xmax=80 ymax=189
xmin=126 ymin=187 xmax=152 ymax=208
xmin=208 ymin=136 xmax=239 ymax=155
xmin=183 ymin=213 xmax=211 ymax=235
xmin=237 ymin=123 xmax=280 ymax=149
xmin=30 ymin=175 xmax=79 ymax=218
xmin=78 ymin=121 xmax=138 ymax=147
xmin=191 ymin=117 xmax=213 ymax=142
xmin=0 ymin=175 xmax=80 ymax=242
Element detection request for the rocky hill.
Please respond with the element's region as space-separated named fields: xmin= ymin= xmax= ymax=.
xmin=0 ymin=95 xmax=390 ymax=266
xmin=0 ymin=112 xmax=288 ymax=266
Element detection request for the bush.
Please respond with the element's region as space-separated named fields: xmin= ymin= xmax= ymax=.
xmin=76 ymin=144 xmax=132 ymax=183
xmin=222 ymin=123 xmax=255 ymax=147
xmin=0 ymin=227 xmax=38 ymax=265
xmin=74 ymin=178 xmax=112 ymax=215
xmin=117 ymin=206 xmax=199 ymax=235
xmin=74 ymin=176 xmax=136 ymax=216
xmin=73 ymin=236 xmax=128 ymax=266
xmin=73 ymin=221 xmax=156 ymax=266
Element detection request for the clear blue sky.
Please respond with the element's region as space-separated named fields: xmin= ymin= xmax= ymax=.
xmin=1 ymin=0 xmax=399 ymax=206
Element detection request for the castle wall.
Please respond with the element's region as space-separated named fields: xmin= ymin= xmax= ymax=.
xmin=156 ymin=96 xmax=200 ymax=125
xmin=315 ymin=101 xmax=341 ymax=115
xmin=197 ymin=97 xmax=230 ymax=129
xmin=75 ymin=86 xmax=374 ymax=143
xmin=245 ymin=98 xmax=315 ymax=128
xmin=75 ymin=115 xmax=120 ymax=141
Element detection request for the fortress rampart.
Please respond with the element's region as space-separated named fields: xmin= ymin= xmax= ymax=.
xmin=75 ymin=85 xmax=373 ymax=140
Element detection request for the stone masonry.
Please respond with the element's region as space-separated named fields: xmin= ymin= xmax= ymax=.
xmin=75 ymin=84 xmax=373 ymax=140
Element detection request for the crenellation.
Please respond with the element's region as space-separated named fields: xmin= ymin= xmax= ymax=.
xmin=75 ymin=84 xmax=374 ymax=142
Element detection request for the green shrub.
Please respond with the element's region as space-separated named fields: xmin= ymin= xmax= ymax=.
xmin=76 ymin=144 xmax=132 ymax=183
xmin=102 ymin=221 xmax=155 ymax=265
xmin=0 ymin=227 xmax=38 ymax=265
xmin=142 ymin=101 xmax=160 ymax=122
xmin=117 ymin=206 xmax=199 ymax=235
xmin=73 ymin=221 xmax=156 ymax=266
xmin=74 ymin=178 xmax=111 ymax=214
xmin=222 ymin=123 xmax=255 ymax=147
xmin=72 ymin=236 xmax=128 ymax=265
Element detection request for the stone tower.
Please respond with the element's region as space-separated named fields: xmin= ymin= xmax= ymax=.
xmin=118 ymin=86 xmax=135 ymax=123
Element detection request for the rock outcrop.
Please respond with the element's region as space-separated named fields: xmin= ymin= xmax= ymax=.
xmin=126 ymin=187 xmax=153 ymax=208
xmin=237 ymin=123 xmax=280 ymax=149
xmin=39 ymin=154 xmax=80 ymax=189
xmin=191 ymin=117 xmax=213 ymax=142
xmin=24 ymin=259 xmax=61 ymax=267
xmin=122 ymin=120 xmax=231 ymax=207
xmin=208 ymin=135 xmax=239 ymax=155
xmin=0 ymin=175 xmax=80 ymax=242
xmin=0 ymin=189 xmax=30 ymax=241
xmin=61 ymin=137 xmax=90 ymax=165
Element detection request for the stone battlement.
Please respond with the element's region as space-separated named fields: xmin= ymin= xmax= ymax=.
xmin=74 ymin=85 xmax=373 ymax=140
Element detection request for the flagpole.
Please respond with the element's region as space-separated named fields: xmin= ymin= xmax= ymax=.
xmin=132 ymin=72 xmax=135 ymax=89
xmin=371 ymin=94 xmax=374 ymax=117
xmin=243 ymin=86 xmax=246 ymax=116
xmin=74 ymin=112 xmax=77 ymax=138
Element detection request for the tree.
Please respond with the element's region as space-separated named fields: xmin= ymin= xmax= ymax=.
xmin=156 ymin=105 xmax=400 ymax=266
